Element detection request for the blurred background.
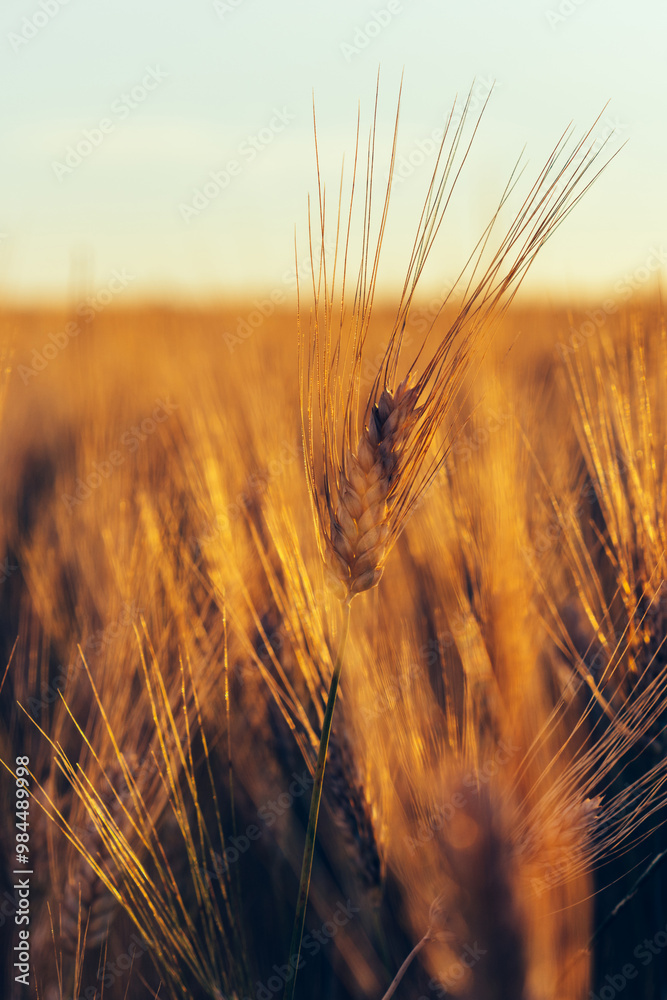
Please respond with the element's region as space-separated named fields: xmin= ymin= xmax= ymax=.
xmin=0 ymin=0 xmax=665 ymax=306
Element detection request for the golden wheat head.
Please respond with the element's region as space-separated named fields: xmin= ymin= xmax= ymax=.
xmin=299 ymin=81 xmax=614 ymax=602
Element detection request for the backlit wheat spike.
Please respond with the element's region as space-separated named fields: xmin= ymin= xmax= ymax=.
xmin=301 ymin=82 xmax=615 ymax=602
xmin=60 ymin=755 xmax=136 ymax=953
xmin=556 ymin=316 xmax=667 ymax=761
xmin=327 ymin=379 xmax=417 ymax=597
xmin=513 ymin=645 xmax=667 ymax=886
xmin=32 ymin=629 xmax=251 ymax=1000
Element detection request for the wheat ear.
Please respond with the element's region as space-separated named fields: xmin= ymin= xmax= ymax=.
xmin=60 ymin=755 xmax=136 ymax=953
xmin=326 ymin=381 xmax=416 ymax=599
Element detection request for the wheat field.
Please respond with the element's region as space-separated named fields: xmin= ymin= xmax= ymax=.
xmin=1 ymin=102 xmax=667 ymax=1000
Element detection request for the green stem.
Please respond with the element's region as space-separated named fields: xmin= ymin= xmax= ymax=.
xmin=285 ymin=597 xmax=352 ymax=1000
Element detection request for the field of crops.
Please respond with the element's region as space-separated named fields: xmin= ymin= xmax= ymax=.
xmin=1 ymin=261 xmax=666 ymax=1000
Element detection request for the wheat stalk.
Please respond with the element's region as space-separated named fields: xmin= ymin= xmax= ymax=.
xmin=286 ymin=79 xmax=613 ymax=999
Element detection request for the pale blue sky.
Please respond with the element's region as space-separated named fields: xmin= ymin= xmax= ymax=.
xmin=1 ymin=0 xmax=665 ymax=303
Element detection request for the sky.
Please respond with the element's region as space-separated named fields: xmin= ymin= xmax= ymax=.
xmin=1 ymin=0 xmax=665 ymax=305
